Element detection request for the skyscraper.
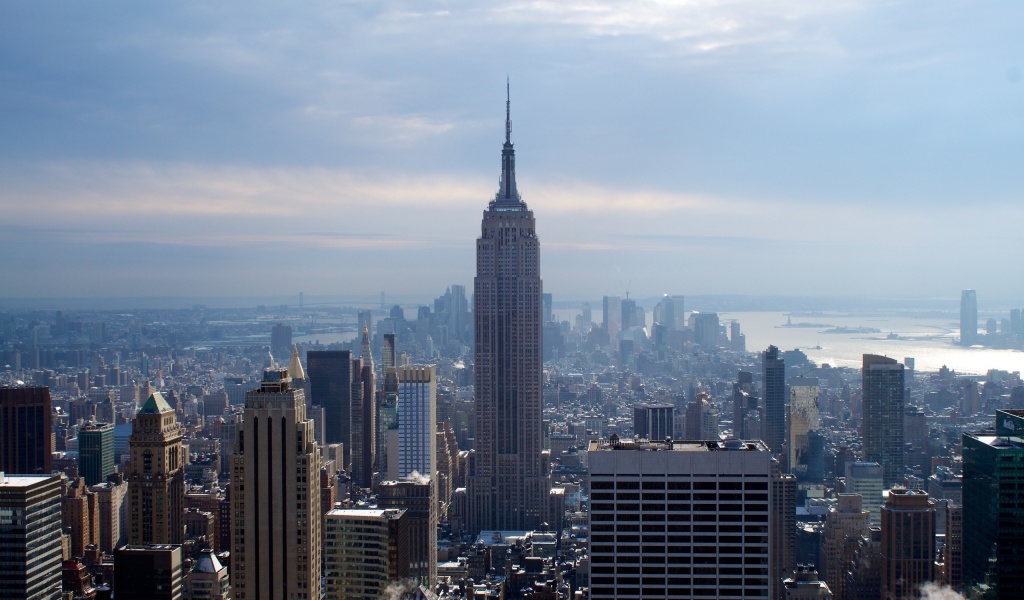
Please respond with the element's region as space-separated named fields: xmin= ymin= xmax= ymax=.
xmin=861 ymin=355 xmax=905 ymax=488
xmin=0 ymin=386 xmax=52 ymax=475
xmin=962 ymin=409 xmax=1024 ymax=598
xmin=0 ymin=474 xmax=63 ymax=599
xmin=467 ymin=86 xmax=549 ymax=534
xmin=396 ymin=364 xmax=436 ymax=480
xmin=350 ymin=348 xmax=375 ymax=488
xmin=588 ymin=437 xmax=772 ymax=600
xmin=788 ymin=377 xmax=820 ymax=476
xmin=127 ymin=392 xmax=185 ymax=545
xmin=763 ymin=345 xmax=786 ymax=457
xmin=960 ymin=289 xmax=978 ymax=345
xmin=307 ymin=350 xmax=353 ymax=465
xmin=880 ymin=489 xmax=936 ymax=600
xmin=78 ymin=423 xmax=115 ymax=486
xmin=324 ymin=508 xmax=409 ymax=600
xmin=231 ymin=368 xmax=321 ymax=599
xmin=115 ymin=544 xmax=184 ymax=600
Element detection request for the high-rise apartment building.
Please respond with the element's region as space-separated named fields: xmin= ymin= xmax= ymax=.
xmin=307 ymin=350 xmax=353 ymax=465
xmin=397 ymin=365 xmax=436 ymax=479
xmin=962 ymin=409 xmax=1024 ymax=598
xmin=819 ymin=493 xmax=869 ymax=600
xmin=0 ymin=474 xmax=63 ymax=599
xmin=324 ymin=508 xmax=409 ymax=600
xmin=588 ymin=437 xmax=773 ymax=600
xmin=231 ymin=368 xmax=321 ymax=600
xmin=127 ymin=392 xmax=185 ymax=545
xmin=763 ymin=345 xmax=786 ymax=457
xmin=960 ymin=289 xmax=978 ymax=345
xmin=378 ymin=479 xmax=436 ymax=589
xmin=0 ymin=386 xmax=52 ymax=474
xmin=468 ymin=89 xmax=549 ymax=534
xmin=845 ymin=462 xmax=884 ymax=525
xmin=861 ymin=355 xmax=905 ymax=488
xmin=78 ymin=423 xmax=115 ymax=485
xmin=880 ymin=489 xmax=935 ymax=600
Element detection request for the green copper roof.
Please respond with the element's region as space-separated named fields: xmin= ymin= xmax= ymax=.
xmin=139 ymin=391 xmax=173 ymax=414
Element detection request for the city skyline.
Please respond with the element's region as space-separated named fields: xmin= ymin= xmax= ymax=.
xmin=2 ymin=2 xmax=1023 ymax=302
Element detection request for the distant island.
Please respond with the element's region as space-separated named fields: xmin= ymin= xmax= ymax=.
xmin=820 ymin=326 xmax=882 ymax=334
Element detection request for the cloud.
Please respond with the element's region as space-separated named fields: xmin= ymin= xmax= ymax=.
xmin=918 ymin=583 xmax=965 ymax=600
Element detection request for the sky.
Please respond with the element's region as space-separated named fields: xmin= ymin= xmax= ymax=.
xmin=1 ymin=1 xmax=1023 ymax=307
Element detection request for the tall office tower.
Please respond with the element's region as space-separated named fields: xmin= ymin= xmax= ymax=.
xmin=771 ymin=465 xmax=797 ymax=600
xmin=231 ymin=368 xmax=321 ymax=600
xmin=468 ymin=89 xmax=549 ymax=534
xmin=62 ymin=477 xmax=99 ymax=557
xmin=653 ymin=295 xmax=676 ymax=330
xmin=733 ymin=370 xmax=758 ymax=440
xmin=376 ymin=366 xmax=399 ymax=481
xmin=127 ymin=392 xmax=185 ymax=545
xmin=307 ymin=350 xmax=353 ymax=466
xmin=78 ymin=423 xmax=115 ymax=485
xmin=270 ymin=323 xmax=292 ymax=359
xmin=324 ymin=508 xmax=410 ymax=600
xmin=819 ymin=494 xmax=869 ymax=600
xmin=581 ymin=303 xmax=592 ymax=333
xmin=603 ymin=296 xmax=622 ymax=339
xmin=880 ymin=489 xmax=936 ymax=600
xmin=396 ymin=365 xmax=436 ymax=479
xmin=382 ymin=333 xmax=396 ymax=370
xmin=960 ymin=289 xmax=978 ymax=345
xmin=350 ymin=354 xmax=375 ymax=489
xmin=1011 ymin=309 xmax=1022 ymax=337
xmin=683 ymin=393 xmax=720 ymax=440
xmin=692 ymin=311 xmax=720 ymax=349
xmin=788 ymin=377 xmax=820 ymax=476
xmin=961 ymin=379 xmax=982 ymax=417
xmin=944 ymin=503 xmax=963 ymax=593
xmin=861 ymin=355 xmax=905 ymax=488
xmin=588 ymin=438 xmax=772 ymax=600
xmin=542 ymin=292 xmax=554 ymax=323
xmin=763 ymin=345 xmax=786 ymax=457
xmin=962 ymin=409 xmax=1024 ymax=598
xmin=633 ymin=403 xmax=674 ymax=441
xmin=90 ymin=475 xmax=128 ymax=552
xmin=0 ymin=386 xmax=53 ymax=474
xmin=0 ymin=474 xmax=63 ymax=599
xmin=620 ymin=298 xmax=637 ymax=330
xmin=844 ymin=526 xmax=882 ymax=598
xmin=845 ymin=462 xmax=884 ymax=525
xmin=378 ymin=479 xmax=437 ymax=588
xmin=114 ymin=545 xmax=184 ymax=600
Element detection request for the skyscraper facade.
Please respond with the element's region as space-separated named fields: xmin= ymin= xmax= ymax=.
xmin=861 ymin=355 xmax=905 ymax=488
xmin=0 ymin=386 xmax=52 ymax=475
xmin=588 ymin=437 xmax=772 ymax=600
xmin=880 ymin=489 xmax=936 ymax=600
xmin=307 ymin=350 xmax=353 ymax=465
xmin=0 ymin=474 xmax=63 ymax=599
xmin=467 ymin=88 xmax=549 ymax=534
xmin=960 ymin=289 xmax=978 ymax=345
xmin=788 ymin=377 xmax=820 ymax=475
xmin=127 ymin=392 xmax=185 ymax=545
xmin=396 ymin=364 xmax=436 ymax=479
xmin=78 ymin=423 xmax=115 ymax=486
xmin=231 ymin=368 xmax=321 ymax=599
xmin=763 ymin=345 xmax=786 ymax=457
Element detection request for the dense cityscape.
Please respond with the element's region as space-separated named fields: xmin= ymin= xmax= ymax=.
xmin=2 ymin=94 xmax=1023 ymax=600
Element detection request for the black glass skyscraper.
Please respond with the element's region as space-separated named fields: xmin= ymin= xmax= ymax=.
xmin=763 ymin=345 xmax=786 ymax=457
xmin=307 ymin=350 xmax=353 ymax=466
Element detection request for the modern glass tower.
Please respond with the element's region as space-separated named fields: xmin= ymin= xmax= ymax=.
xmin=960 ymin=289 xmax=978 ymax=345
xmin=763 ymin=345 xmax=786 ymax=457
xmin=467 ymin=85 xmax=549 ymax=534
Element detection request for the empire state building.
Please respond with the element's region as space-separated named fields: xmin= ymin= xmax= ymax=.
xmin=467 ymin=87 xmax=550 ymax=534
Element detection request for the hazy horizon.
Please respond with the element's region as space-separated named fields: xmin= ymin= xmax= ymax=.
xmin=2 ymin=2 xmax=1022 ymax=302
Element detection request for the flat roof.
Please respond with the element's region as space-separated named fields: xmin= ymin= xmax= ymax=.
xmin=588 ymin=439 xmax=767 ymax=452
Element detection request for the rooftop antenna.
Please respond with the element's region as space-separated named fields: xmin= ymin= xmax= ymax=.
xmin=505 ymin=76 xmax=511 ymax=145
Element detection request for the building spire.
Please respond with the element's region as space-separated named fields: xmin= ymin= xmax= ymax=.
xmin=496 ymin=78 xmax=520 ymax=204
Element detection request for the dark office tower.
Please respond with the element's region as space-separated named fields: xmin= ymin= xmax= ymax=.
xmin=78 ymin=423 xmax=115 ymax=485
xmin=128 ymin=393 xmax=185 ymax=545
xmin=232 ymin=368 xmax=321 ymax=600
xmin=307 ymin=350 xmax=353 ymax=465
xmin=733 ymin=370 xmax=757 ymax=440
xmin=378 ymin=479 xmax=437 ymax=589
xmin=542 ymin=293 xmax=553 ymax=323
xmin=350 ymin=355 xmax=376 ymax=489
xmin=0 ymin=386 xmax=52 ymax=474
xmin=962 ymin=409 xmax=1024 ymax=598
xmin=114 ymin=545 xmax=183 ymax=600
xmin=862 ymin=355 xmax=905 ymax=488
xmin=763 ymin=345 xmax=786 ymax=457
xmin=960 ymin=289 xmax=978 ymax=345
xmin=270 ymin=323 xmax=292 ymax=360
xmin=771 ymin=463 xmax=797 ymax=600
xmin=382 ymin=333 xmax=396 ymax=370
xmin=377 ymin=367 xmax=399 ymax=481
xmin=467 ymin=86 xmax=549 ymax=534
xmin=633 ymin=403 xmax=674 ymax=441
xmin=0 ymin=474 xmax=63 ymax=599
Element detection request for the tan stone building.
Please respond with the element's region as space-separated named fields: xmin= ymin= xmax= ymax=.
xmin=127 ymin=392 xmax=185 ymax=545
xmin=324 ymin=508 xmax=409 ymax=600
xmin=231 ymin=368 xmax=320 ymax=600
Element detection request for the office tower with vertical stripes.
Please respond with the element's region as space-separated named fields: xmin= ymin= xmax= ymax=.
xmin=862 ymin=355 xmax=905 ymax=488
xmin=231 ymin=368 xmax=321 ymax=600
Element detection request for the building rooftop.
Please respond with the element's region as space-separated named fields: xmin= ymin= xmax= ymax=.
xmin=588 ymin=437 xmax=766 ymax=452
xmin=0 ymin=473 xmax=56 ymax=488
xmin=139 ymin=392 xmax=174 ymax=414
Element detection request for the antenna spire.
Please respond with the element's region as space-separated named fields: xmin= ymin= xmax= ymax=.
xmin=505 ymin=77 xmax=511 ymax=144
